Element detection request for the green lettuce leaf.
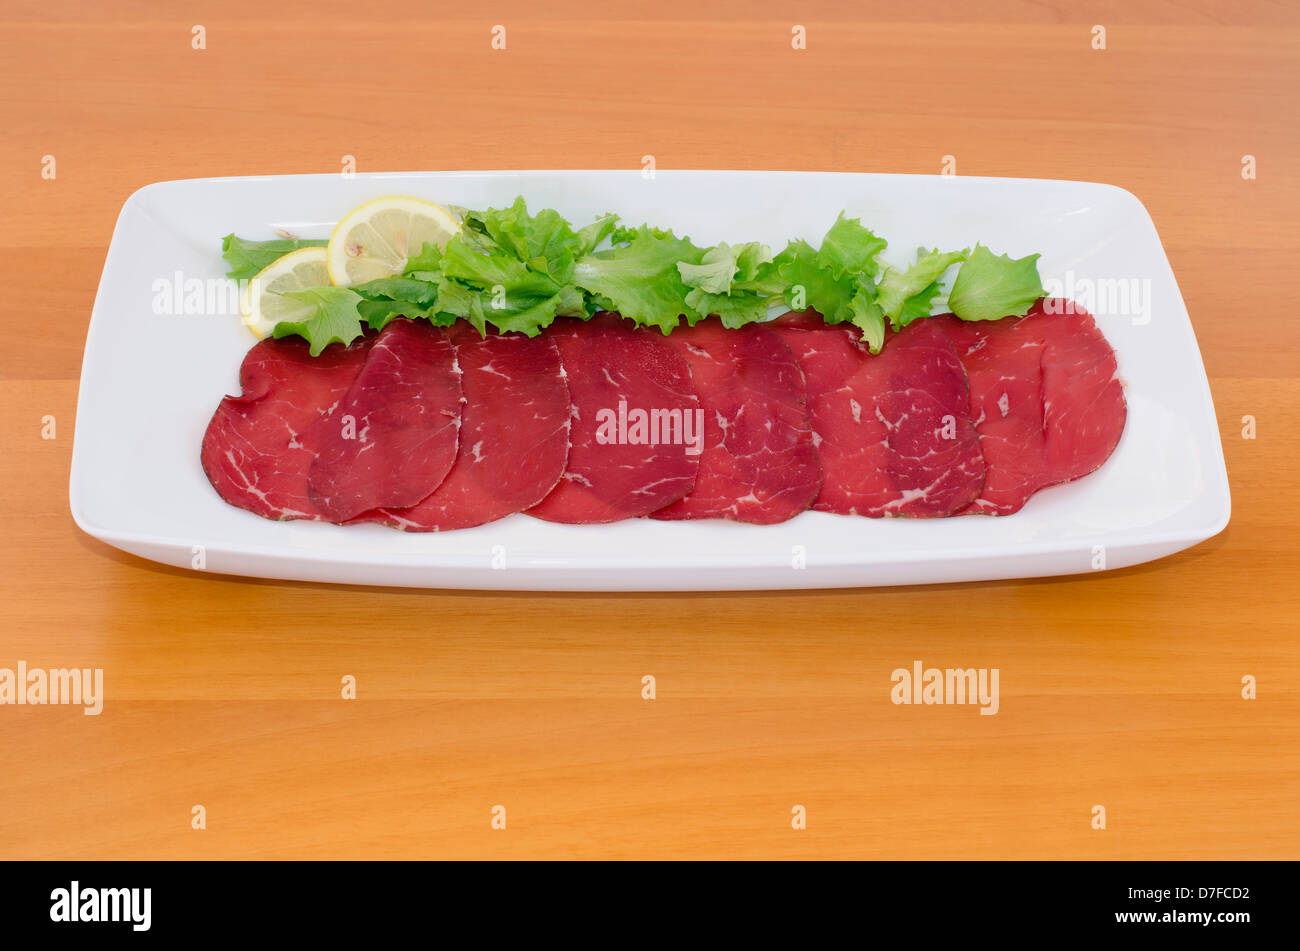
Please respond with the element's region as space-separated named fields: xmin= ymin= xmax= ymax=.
xmin=356 ymin=299 xmax=451 ymax=332
xmin=683 ymin=287 xmax=771 ymax=329
xmin=437 ymin=232 xmax=586 ymax=336
xmin=947 ymin=244 xmax=1045 ymax=322
xmin=848 ymin=291 xmax=887 ymax=354
xmin=351 ymin=276 xmax=439 ymax=306
xmin=576 ymin=213 xmax=620 ymax=255
xmin=677 ymin=241 xmax=773 ymax=295
xmin=272 ymin=287 xmax=366 ymax=356
xmin=815 ymin=213 xmax=888 ymax=281
xmin=876 ymin=248 xmax=968 ymax=329
xmin=402 ymin=242 xmax=444 ymax=276
xmin=426 ymin=201 xmax=601 ymax=336
xmin=609 ymin=224 xmax=678 ymax=245
xmin=675 ymin=241 xmax=780 ymax=328
xmin=432 ymin=278 xmax=488 ymax=336
xmin=772 ymin=239 xmax=858 ymax=324
xmin=573 ymin=226 xmax=705 ymax=333
xmin=441 ymin=234 xmax=558 ymax=295
xmin=893 ymin=282 xmax=944 ymax=329
xmin=460 ymin=197 xmax=586 ymax=284
xmin=221 ymin=234 xmax=327 ymax=281
xmin=343 ymin=275 xmax=444 ymax=331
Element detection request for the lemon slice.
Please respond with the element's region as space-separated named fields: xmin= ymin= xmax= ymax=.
xmin=240 ymin=246 xmax=331 ymax=339
xmin=326 ymin=195 xmax=460 ymax=286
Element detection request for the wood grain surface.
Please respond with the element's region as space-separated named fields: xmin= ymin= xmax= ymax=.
xmin=1 ymin=0 xmax=1297 ymax=859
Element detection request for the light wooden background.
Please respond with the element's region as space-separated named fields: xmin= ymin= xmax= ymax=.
xmin=1 ymin=1 xmax=1296 ymax=859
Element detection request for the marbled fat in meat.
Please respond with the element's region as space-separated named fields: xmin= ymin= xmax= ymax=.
xmin=651 ymin=319 xmax=820 ymax=524
xmin=770 ymin=312 xmax=985 ymax=517
xmin=527 ymin=313 xmax=700 ymax=523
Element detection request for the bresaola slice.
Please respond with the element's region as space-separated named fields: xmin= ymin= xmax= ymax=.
xmin=935 ymin=299 xmax=1126 ymax=515
xmin=934 ymin=314 xmax=1046 ymax=515
xmin=651 ymin=319 xmax=820 ymax=524
xmin=376 ymin=327 xmax=571 ymax=531
xmin=303 ymin=318 xmax=463 ymax=522
xmin=527 ymin=313 xmax=700 ymax=523
xmin=1038 ymin=302 xmax=1128 ymax=485
xmin=770 ymin=312 xmax=985 ymax=517
xmin=201 ymin=334 xmax=374 ymax=521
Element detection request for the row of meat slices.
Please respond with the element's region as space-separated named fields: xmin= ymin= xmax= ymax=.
xmin=201 ymin=300 xmax=1128 ymax=530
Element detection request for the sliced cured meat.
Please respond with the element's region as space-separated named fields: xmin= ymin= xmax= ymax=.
xmin=201 ymin=335 xmax=374 ymax=521
xmin=770 ymin=312 xmax=984 ymax=517
xmin=527 ymin=312 xmax=700 ymax=523
xmin=934 ymin=314 xmax=1045 ymax=515
xmin=374 ymin=327 xmax=571 ymax=531
xmin=303 ymin=318 xmax=462 ymax=522
xmin=1038 ymin=301 xmax=1128 ymax=483
xmin=936 ymin=298 xmax=1126 ymax=515
xmin=650 ymin=319 xmax=820 ymax=524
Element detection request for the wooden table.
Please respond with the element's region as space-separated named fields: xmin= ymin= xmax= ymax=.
xmin=1 ymin=1 xmax=1296 ymax=859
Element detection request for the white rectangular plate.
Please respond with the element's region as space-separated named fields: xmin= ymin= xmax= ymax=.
xmin=70 ymin=170 xmax=1230 ymax=590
